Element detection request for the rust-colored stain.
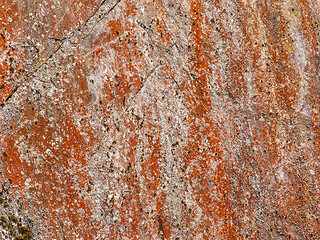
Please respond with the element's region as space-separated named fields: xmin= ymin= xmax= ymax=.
xmin=1 ymin=0 xmax=320 ymax=239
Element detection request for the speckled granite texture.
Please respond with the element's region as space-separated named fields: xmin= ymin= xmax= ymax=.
xmin=0 ymin=0 xmax=320 ymax=239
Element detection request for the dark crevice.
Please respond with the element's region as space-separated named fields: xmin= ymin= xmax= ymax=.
xmin=0 ymin=0 xmax=122 ymax=108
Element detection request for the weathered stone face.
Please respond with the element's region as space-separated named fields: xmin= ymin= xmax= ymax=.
xmin=1 ymin=0 xmax=320 ymax=239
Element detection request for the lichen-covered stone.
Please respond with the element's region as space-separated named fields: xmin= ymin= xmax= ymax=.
xmin=1 ymin=0 xmax=320 ymax=239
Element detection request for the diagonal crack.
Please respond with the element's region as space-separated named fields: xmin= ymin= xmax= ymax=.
xmin=91 ymin=63 xmax=161 ymax=156
xmin=128 ymin=63 xmax=160 ymax=106
xmin=0 ymin=0 xmax=122 ymax=107
xmin=0 ymin=84 xmax=20 ymax=107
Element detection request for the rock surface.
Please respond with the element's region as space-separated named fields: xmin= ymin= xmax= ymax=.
xmin=1 ymin=0 xmax=320 ymax=239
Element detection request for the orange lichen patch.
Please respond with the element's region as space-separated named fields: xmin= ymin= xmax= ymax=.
xmin=92 ymin=19 xmax=124 ymax=47
xmin=1 ymin=92 xmax=100 ymax=238
xmin=1 ymin=137 xmax=25 ymax=185
xmin=181 ymin=1 xmax=241 ymax=237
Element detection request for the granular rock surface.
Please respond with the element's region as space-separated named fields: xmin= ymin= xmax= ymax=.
xmin=1 ymin=0 xmax=320 ymax=239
